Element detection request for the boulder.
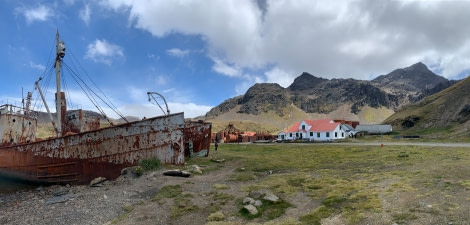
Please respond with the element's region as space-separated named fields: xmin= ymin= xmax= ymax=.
xmin=243 ymin=204 xmax=258 ymax=215
xmin=263 ymin=194 xmax=279 ymax=202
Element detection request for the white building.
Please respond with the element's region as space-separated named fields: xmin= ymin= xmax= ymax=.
xmin=355 ymin=124 xmax=392 ymax=134
xmin=278 ymin=119 xmax=346 ymax=141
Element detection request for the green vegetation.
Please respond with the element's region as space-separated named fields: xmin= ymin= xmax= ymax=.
xmin=206 ymin=143 xmax=470 ymax=224
xmin=152 ymin=185 xmax=183 ymax=202
xmin=139 ymin=157 xmax=161 ymax=171
xmin=238 ymin=197 xmax=292 ymax=220
xmin=109 ymin=205 xmax=135 ymax=224
xmin=152 ymin=185 xmax=199 ymax=218
xmin=108 ymin=142 xmax=470 ymax=224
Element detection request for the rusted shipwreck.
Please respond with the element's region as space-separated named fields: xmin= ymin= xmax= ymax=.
xmin=0 ymin=32 xmax=211 ymax=184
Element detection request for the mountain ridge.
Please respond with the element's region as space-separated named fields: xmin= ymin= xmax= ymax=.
xmin=204 ymin=62 xmax=459 ymax=131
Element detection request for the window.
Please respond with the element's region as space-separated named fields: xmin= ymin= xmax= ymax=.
xmin=326 ymin=132 xmax=330 ymax=137
xmin=339 ymin=125 xmax=342 ymax=130
xmin=342 ymin=132 xmax=344 ymax=137
xmin=310 ymin=132 xmax=313 ymax=136
xmin=302 ymin=125 xmax=305 ymax=130
xmin=296 ymin=133 xmax=299 ymax=137
xmin=289 ymin=133 xmax=292 ymax=137
xmin=335 ymin=132 xmax=338 ymax=137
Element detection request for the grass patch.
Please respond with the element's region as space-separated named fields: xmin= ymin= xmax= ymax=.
xmin=151 ymin=184 xmax=198 ymax=218
xmin=230 ymin=170 xmax=257 ymax=182
xmin=392 ymin=212 xmax=418 ymax=224
xmin=139 ymin=157 xmax=161 ymax=171
xmin=152 ymin=185 xmax=182 ymax=202
xmin=171 ymin=197 xmax=199 ymax=218
xmin=109 ymin=205 xmax=135 ymax=224
xmin=300 ymin=206 xmax=331 ymax=225
xmin=168 ymin=143 xmax=470 ymax=224
xmin=239 ymin=197 xmax=292 ymax=220
xmin=213 ymin=183 xmax=230 ymax=190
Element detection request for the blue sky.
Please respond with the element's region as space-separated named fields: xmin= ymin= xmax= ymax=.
xmin=1 ymin=0 xmax=470 ymax=119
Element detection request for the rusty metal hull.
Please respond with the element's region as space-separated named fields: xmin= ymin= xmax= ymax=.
xmin=184 ymin=120 xmax=212 ymax=157
xmin=0 ymin=113 xmax=185 ymax=184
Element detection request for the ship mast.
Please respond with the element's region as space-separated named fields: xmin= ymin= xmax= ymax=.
xmin=55 ymin=30 xmax=66 ymax=137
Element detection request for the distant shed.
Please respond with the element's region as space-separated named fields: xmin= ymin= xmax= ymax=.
xmin=355 ymin=124 xmax=392 ymax=134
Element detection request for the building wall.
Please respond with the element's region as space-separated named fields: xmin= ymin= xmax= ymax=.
xmin=279 ymin=123 xmax=346 ymax=141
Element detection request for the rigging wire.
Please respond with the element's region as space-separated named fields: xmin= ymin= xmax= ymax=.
xmin=30 ymin=34 xmax=130 ymax=125
xmin=32 ymin=35 xmax=56 ymax=113
xmin=62 ymin=62 xmax=128 ymax=123
xmin=67 ymin=48 xmax=128 ymax=122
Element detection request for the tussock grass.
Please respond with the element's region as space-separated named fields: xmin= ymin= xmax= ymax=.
xmin=212 ymin=143 xmax=470 ymax=224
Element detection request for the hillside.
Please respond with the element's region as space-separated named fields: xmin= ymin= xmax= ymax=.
xmin=205 ymin=62 xmax=455 ymax=132
xmin=384 ymin=76 xmax=470 ymax=138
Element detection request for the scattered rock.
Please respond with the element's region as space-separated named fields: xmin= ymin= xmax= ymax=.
xmin=34 ymin=186 xmax=44 ymax=192
xmin=242 ymin=197 xmax=255 ymax=205
xmin=211 ymin=158 xmax=226 ymax=163
xmin=263 ymin=194 xmax=279 ymax=202
xmin=249 ymin=191 xmax=262 ymax=199
xmin=45 ymin=194 xmax=73 ymax=205
xmin=90 ymin=177 xmax=107 ymax=187
xmin=53 ymin=187 xmax=68 ymax=196
xmin=243 ymin=204 xmax=258 ymax=215
xmin=254 ymin=200 xmax=262 ymax=207
xmin=191 ymin=165 xmax=203 ymax=174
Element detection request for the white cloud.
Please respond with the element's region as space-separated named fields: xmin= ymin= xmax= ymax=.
xmin=168 ymin=102 xmax=212 ymax=118
xmin=116 ymin=102 xmax=212 ymax=119
xmin=79 ymin=4 xmax=91 ymax=25
xmin=29 ymin=61 xmax=46 ymax=71
xmin=17 ymin=5 xmax=52 ymax=24
xmin=212 ymin=58 xmax=241 ymax=77
xmin=166 ymin=48 xmax=189 ymax=58
xmin=99 ymin=0 xmax=470 ymax=83
xmin=155 ymin=75 xmax=167 ymax=85
xmin=264 ymin=67 xmax=295 ymax=88
xmin=85 ymin=39 xmax=124 ymax=65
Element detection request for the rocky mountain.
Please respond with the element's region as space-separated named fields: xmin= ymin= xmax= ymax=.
xmin=384 ymin=75 xmax=470 ymax=137
xmin=205 ymin=62 xmax=458 ymax=130
xmin=372 ymin=62 xmax=455 ymax=105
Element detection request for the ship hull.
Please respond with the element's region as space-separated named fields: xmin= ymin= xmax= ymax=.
xmin=0 ymin=113 xmax=186 ymax=184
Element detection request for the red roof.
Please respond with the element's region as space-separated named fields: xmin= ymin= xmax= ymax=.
xmin=286 ymin=121 xmax=301 ymax=132
xmin=286 ymin=119 xmax=340 ymax=133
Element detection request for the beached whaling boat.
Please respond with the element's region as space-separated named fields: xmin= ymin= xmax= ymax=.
xmin=0 ymin=32 xmax=211 ymax=184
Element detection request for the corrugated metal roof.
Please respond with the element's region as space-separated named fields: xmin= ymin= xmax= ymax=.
xmin=355 ymin=124 xmax=392 ymax=133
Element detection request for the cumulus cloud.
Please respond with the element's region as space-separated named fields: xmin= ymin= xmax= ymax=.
xmin=166 ymin=48 xmax=189 ymax=58
xmin=99 ymin=0 xmax=470 ymax=83
xmin=265 ymin=67 xmax=295 ymax=88
xmin=16 ymin=5 xmax=52 ymax=24
xmin=29 ymin=61 xmax=46 ymax=71
xmin=79 ymin=4 xmax=91 ymax=25
xmin=212 ymin=58 xmax=241 ymax=77
xmin=85 ymin=39 xmax=124 ymax=65
xmin=116 ymin=102 xmax=211 ymax=119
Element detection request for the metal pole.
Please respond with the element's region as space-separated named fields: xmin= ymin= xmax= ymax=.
xmin=35 ymin=79 xmax=59 ymax=135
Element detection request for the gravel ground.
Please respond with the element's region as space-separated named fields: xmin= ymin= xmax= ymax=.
xmin=0 ymin=172 xmax=154 ymax=225
xmin=0 ymin=160 xmax=243 ymax=225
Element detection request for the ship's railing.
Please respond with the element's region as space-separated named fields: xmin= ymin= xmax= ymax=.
xmin=0 ymin=103 xmax=38 ymax=118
